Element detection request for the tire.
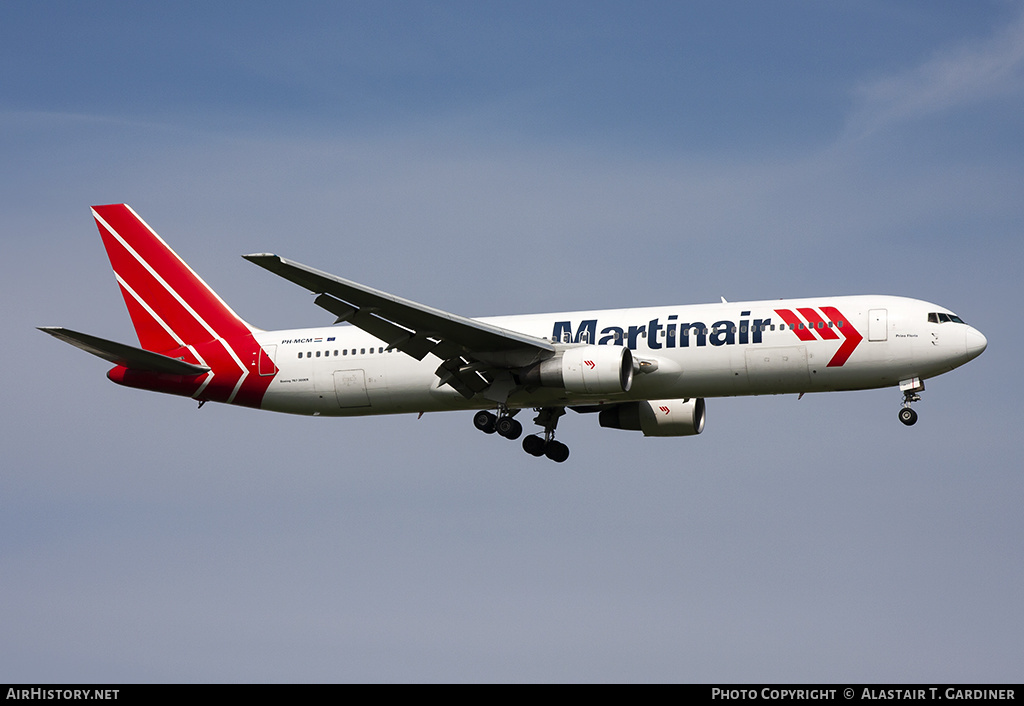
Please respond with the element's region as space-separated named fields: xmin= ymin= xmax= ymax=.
xmin=898 ymin=407 xmax=918 ymax=426
xmin=473 ymin=411 xmax=497 ymax=434
xmin=545 ymin=440 xmax=570 ymax=463
xmin=522 ymin=435 xmax=546 ymax=456
xmin=496 ymin=417 xmax=523 ymax=440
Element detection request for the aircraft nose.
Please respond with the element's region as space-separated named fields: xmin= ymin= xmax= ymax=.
xmin=965 ymin=327 xmax=988 ymax=361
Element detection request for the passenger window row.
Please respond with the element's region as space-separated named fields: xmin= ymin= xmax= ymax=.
xmin=298 ymin=347 xmax=393 ymax=359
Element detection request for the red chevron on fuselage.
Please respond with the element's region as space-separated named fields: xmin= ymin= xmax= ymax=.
xmin=819 ymin=306 xmax=863 ymax=367
xmin=774 ymin=306 xmax=864 ymax=367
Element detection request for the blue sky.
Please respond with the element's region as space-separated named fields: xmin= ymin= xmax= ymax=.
xmin=2 ymin=1 xmax=1022 ymax=682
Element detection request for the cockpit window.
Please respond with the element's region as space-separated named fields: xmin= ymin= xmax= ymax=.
xmin=928 ymin=312 xmax=966 ymax=324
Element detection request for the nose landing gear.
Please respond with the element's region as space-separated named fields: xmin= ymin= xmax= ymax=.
xmin=898 ymin=378 xmax=924 ymax=426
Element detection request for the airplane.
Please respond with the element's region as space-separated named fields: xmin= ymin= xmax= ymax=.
xmin=40 ymin=204 xmax=988 ymax=463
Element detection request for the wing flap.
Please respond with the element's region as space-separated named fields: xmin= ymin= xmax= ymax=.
xmin=38 ymin=327 xmax=211 ymax=376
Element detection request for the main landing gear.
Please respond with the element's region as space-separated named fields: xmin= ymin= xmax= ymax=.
xmin=898 ymin=378 xmax=924 ymax=426
xmin=473 ymin=409 xmax=523 ymax=439
xmin=472 ymin=406 xmax=570 ymax=462
xmin=522 ymin=407 xmax=569 ymax=463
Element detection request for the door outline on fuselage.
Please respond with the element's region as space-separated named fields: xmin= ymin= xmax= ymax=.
xmin=258 ymin=345 xmax=277 ymax=376
xmin=744 ymin=346 xmax=811 ymax=392
xmin=334 ymin=369 xmax=370 ymax=408
xmin=869 ymin=309 xmax=888 ymax=342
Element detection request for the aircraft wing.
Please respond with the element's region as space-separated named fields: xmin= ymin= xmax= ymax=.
xmin=38 ymin=327 xmax=211 ymax=375
xmin=243 ymin=254 xmax=555 ymax=398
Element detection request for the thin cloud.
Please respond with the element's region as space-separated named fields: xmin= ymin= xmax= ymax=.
xmin=846 ymin=10 xmax=1024 ymax=138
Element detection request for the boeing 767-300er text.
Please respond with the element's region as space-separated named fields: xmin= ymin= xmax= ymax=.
xmin=40 ymin=204 xmax=988 ymax=462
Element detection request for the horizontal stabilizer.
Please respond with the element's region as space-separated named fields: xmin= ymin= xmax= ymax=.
xmin=38 ymin=327 xmax=210 ymax=375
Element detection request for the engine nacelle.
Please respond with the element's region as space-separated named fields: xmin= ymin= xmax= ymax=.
xmin=599 ymin=398 xmax=706 ymax=437
xmin=521 ymin=345 xmax=633 ymax=394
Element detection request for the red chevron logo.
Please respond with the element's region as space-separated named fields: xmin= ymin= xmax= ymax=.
xmin=774 ymin=307 xmax=863 ymax=367
xmin=584 ymin=360 xmax=596 ymax=369
xmin=658 ymin=405 xmax=671 ymax=415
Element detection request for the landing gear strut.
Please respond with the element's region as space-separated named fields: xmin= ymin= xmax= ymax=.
xmin=898 ymin=378 xmax=924 ymax=426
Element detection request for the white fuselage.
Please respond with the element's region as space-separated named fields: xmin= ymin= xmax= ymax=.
xmin=254 ymin=295 xmax=986 ymax=417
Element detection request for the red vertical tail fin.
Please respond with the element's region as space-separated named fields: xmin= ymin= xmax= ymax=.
xmin=92 ymin=204 xmax=254 ymax=352
xmin=91 ymin=204 xmax=275 ymax=408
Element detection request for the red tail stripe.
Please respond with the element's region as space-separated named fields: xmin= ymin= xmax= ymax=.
xmin=92 ymin=204 xmax=277 ymax=409
xmin=116 ymin=282 xmax=181 ymax=353
xmin=100 ymin=230 xmax=217 ymax=348
xmin=93 ymin=204 xmax=251 ymax=348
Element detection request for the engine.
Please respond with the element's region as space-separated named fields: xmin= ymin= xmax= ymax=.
xmin=599 ymin=398 xmax=706 ymax=437
xmin=521 ymin=345 xmax=633 ymax=394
